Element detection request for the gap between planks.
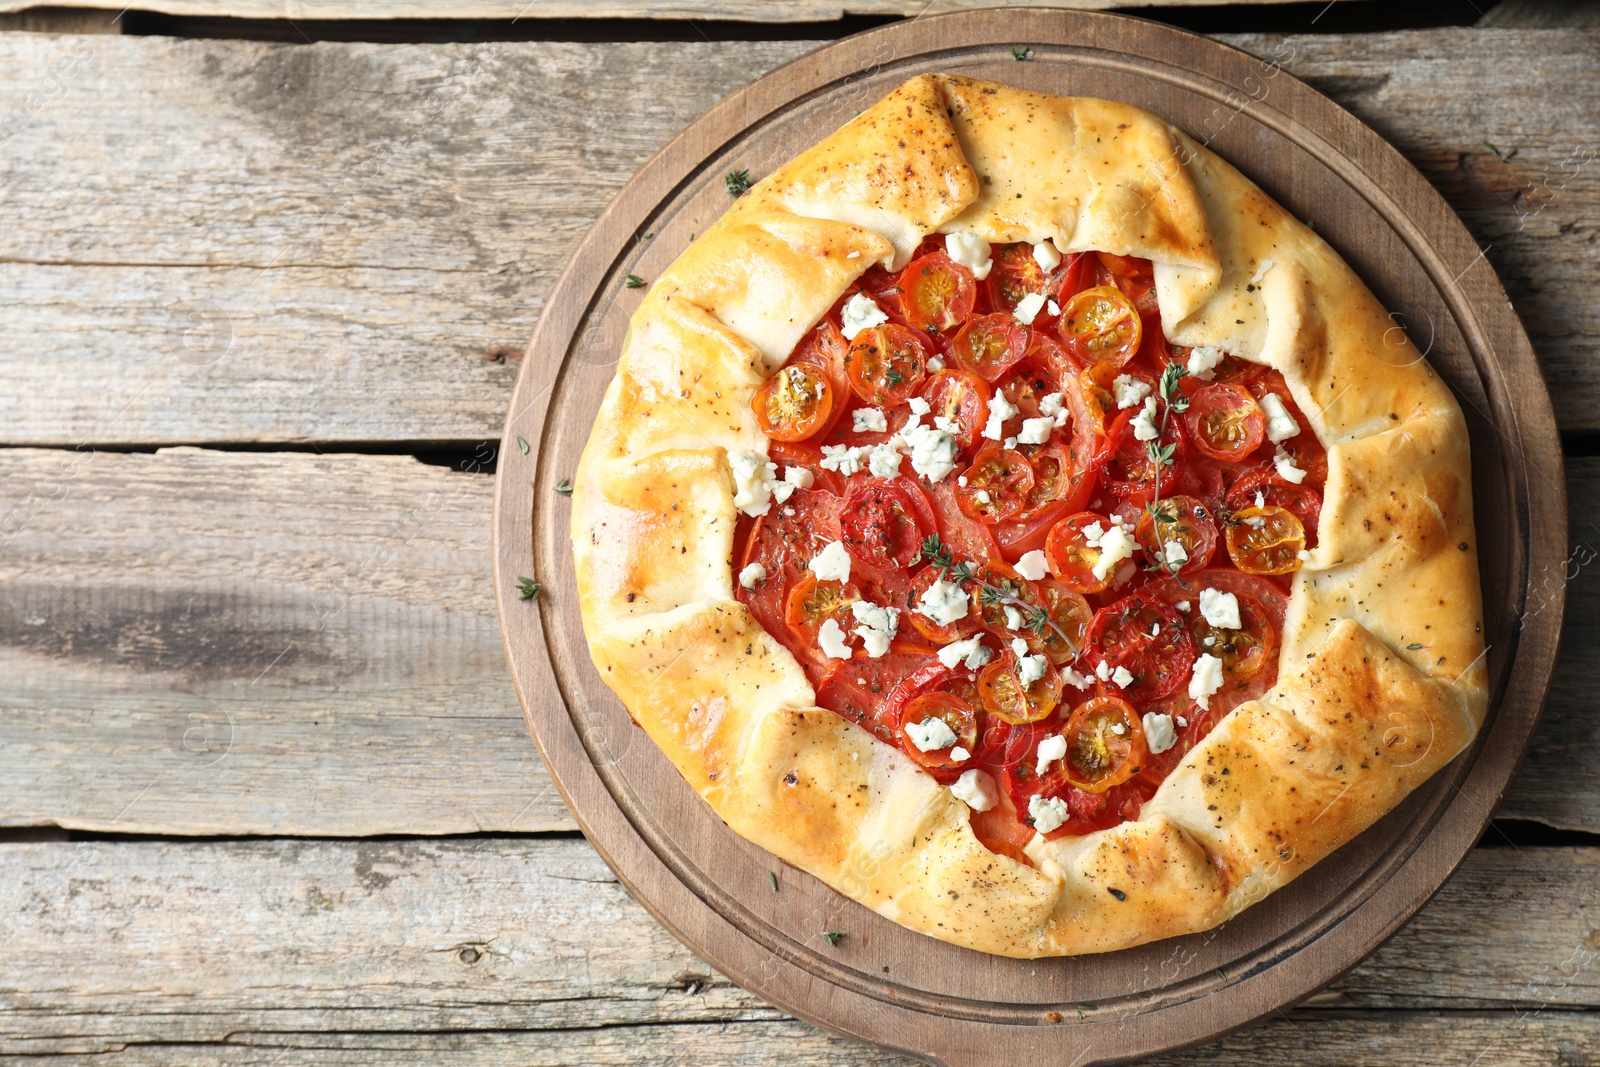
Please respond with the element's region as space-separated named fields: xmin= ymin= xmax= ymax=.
xmin=0 ymin=446 xmax=1595 ymax=836
xmin=0 ymin=28 xmax=1593 ymax=443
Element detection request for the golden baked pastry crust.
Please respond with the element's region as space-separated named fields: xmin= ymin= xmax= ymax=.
xmin=569 ymin=74 xmax=1485 ymax=957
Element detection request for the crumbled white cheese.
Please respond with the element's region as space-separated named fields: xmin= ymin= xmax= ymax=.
xmin=907 ymin=396 xmax=932 ymax=416
xmin=1189 ymin=652 xmax=1224 ymax=708
xmin=1297 ymin=549 xmax=1312 ymax=561
xmin=1014 ymin=550 xmax=1048 ymax=581
xmin=852 ymin=406 xmax=888 ymax=433
xmin=783 ymin=466 xmax=814 ymax=490
xmin=1082 ymin=521 xmax=1107 ymax=546
xmin=1094 ymin=660 xmax=1112 ymax=681
xmin=1029 ymin=793 xmax=1070 ymax=833
xmin=1004 ymin=436 xmax=1018 ymax=450
xmin=1274 ymin=446 xmax=1308 ymax=485
xmin=1091 ymin=523 xmax=1137 ymax=581
xmin=1162 ymin=539 xmax=1189 ymax=568
xmin=868 ymin=443 xmax=904 ymax=479
xmin=1017 ymin=653 xmax=1049 ymax=688
xmin=1250 ymin=258 xmax=1276 ymax=285
xmin=1061 ymin=665 xmax=1092 ymax=688
xmin=1260 ymin=392 xmax=1301 ymax=443
xmin=1186 ymin=345 xmax=1225 ymax=381
xmin=945 ymin=232 xmax=993 ymax=280
xmin=975 ymin=489 xmax=993 ymax=505
xmin=1014 ymin=291 xmax=1047 ymax=325
xmin=1110 ymin=721 xmax=1127 ymax=735
xmin=1131 ymin=396 xmax=1161 ymax=442
xmin=916 ymin=577 xmax=970 ymax=626
xmin=982 ymin=392 xmax=1019 ymax=441
xmin=1002 ymin=604 xmax=1023 ymax=631
xmin=817 ymin=618 xmax=852 ymax=660
xmin=1010 ymin=637 xmax=1030 ymax=658
xmin=808 ymin=540 xmax=852 ymax=583
xmin=819 ymin=443 xmax=870 ymax=476
xmin=840 ymin=292 xmax=888 ymax=340
xmin=1199 ymin=588 xmax=1241 ymax=629
xmin=1177 ymin=715 xmax=1188 ymax=728
xmin=1111 ymin=664 xmax=1135 ymax=689
xmin=1018 ymin=416 xmax=1054 ymax=446
xmin=906 ymin=716 xmax=958 ymax=752
xmin=1047 ymin=299 xmax=1060 ymax=317
xmin=850 ymin=600 xmax=900 ymax=658
xmin=900 ymin=419 xmax=960 ymax=482
xmin=951 ymin=769 xmax=997 ymax=811
xmin=1038 ymin=392 xmax=1069 ymax=428
xmin=927 ymin=355 xmax=946 ymax=372
xmin=738 ymin=562 xmax=767 ymax=589
xmin=1113 ymin=374 xmax=1152 ymax=410
xmin=1034 ymin=733 xmax=1068 ymax=776
xmin=1175 ymin=600 xmax=1191 ymax=612
xmin=1032 ymin=239 xmax=1062 ymax=272
xmin=1143 ymin=712 xmax=1177 ymax=754
xmin=950 ymin=747 xmax=971 ymax=763
xmin=728 ymin=450 xmax=779 ymax=517
xmin=938 ymin=634 xmax=992 ymax=670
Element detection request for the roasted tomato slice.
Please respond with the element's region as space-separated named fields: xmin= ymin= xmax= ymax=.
xmin=752 ymin=361 xmax=834 ymax=442
xmin=897 ymin=692 xmax=981 ymax=770
xmin=921 ymin=478 xmax=1004 ymax=565
xmin=1189 ymin=590 xmax=1278 ymax=684
xmin=1058 ymin=285 xmax=1142 ymax=370
xmin=846 ymin=323 xmax=930 ymax=405
xmin=977 ymin=649 xmax=1064 ymax=725
xmin=1134 ymin=494 xmax=1219 ymax=576
xmin=1036 ymin=578 xmax=1092 ymax=667
xmin=898 ymin=251 xmax=977 ymax=334
xmin=986 ymin=242 xmax=1068 ymax=317
xmin=906 ymin=564 xmax=980 ymax=644
xmin=1084 ymin=593 xmax=1196 ymax=703
xmin=1225 ymin=504 xmax=1306 ymax=575
xmin=783 ymin=573 xmax=862 ymax=645
xmin=1043 ymin=511 xmax=1120 ymax=594
xmin=1182 ymin=382 xmax=1266 ymax=462
xmin=1226 ymin=467 xmax=1323 ymax=547
xmin=955 ymin=443 xmax=1035 ymax=523
xmin=917 ymin=368 xmax=992 ymax=450
xmin=950 ymin=313 xmax=1030 ymax=383
xmin=1053 ymin=696 xmax=1147 ymax=793
xmin=1100 ymin=407 xmax=1185 ymax=502
xmin=815 ymin=647 xmax=930 ymax=739
xmin=840 ymin=481 xmax=929 ymax=570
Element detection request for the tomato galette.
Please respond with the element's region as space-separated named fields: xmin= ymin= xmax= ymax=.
xmin=571 ymin=74 xmax=1485 ymax=957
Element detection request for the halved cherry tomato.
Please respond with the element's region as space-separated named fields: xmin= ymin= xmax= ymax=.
xmin=1055 ymin=696 xmax=1146 ymax=793
xmin=1084 ymin=593 xmax=1196 ymax=703
xmin=1095 ymin=251 xmax=1152 ymax=279
xmin=1058 ymin=285 xmax=1142 ymax=370
xmin=950 ymin=313 xmax=1029 ymax=383
xmin=1036 ymin=578 xmax=1092 ymax=667
xmin=847 ymin=323 xmax=930 ymax=405
xmin=840 ymin=481 xmax=929 ymax=570
xmin=1044 ymin=511 xmax=1119 ymax=594
xmin=1133 ymin=494 xmax=1219 ymax=576
xmin=1190 ymin=590 xmax=1278 ymax=684
xmin=994 ymin=442 xmax=1094 ymax=556
xmin=898 ymin=251 xmax=977 ymax=334
xmin=966 ymin=560 xmax=1046 ymax=644
xmin=977 ymin=650 xmax=1063 ymax=725
xmin=918 ymin=369 xmax=992 ymax=450
xmin=955 ymin=444 xmax=1035 ymax=523
xmin=784 ymin=573 xmax=861 ymax=645
xmin=752 ymin=361 xmax=834 ymax=442
xmin=1225 ymin=505 xmax=1306 ymax=575
xmin=905 ymin=565 xmax=980 ymax=644
xmin=897 ymin=692 xmax=980 ymax=770
xmin=1183 ymin=382 xmax=1265 ymax=462
xmin=1226 ymin=467 xmax=1323 ymax=547
xmin=791 ymin=320 xmax=853 ymax=440
xmin=987 ymin=243 xmax=1064 ymax=317
xmin=1100 ymin=407 xmax=1185 ymax=502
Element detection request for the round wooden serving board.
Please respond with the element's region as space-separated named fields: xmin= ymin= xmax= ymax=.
xmin=493 ymin=11 xmax=1565 ymax=1065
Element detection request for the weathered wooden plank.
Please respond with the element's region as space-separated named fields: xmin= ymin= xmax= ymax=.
xmin=2 ymin=447 xmax=1594 ymax=835
xmin=0 ymin=29 xmax=1593 ymax=444
xmin=0 ymin=838 xmax=1596 ymax=1061
xmin=0 ymin=446 xmax=573 ymax=835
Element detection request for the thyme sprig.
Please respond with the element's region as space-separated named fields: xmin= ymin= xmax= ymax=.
xmin=918 ymin=533 xmax=1071 ymax=649
xmin=1143 ymin=361 xmax=1189 ymax=574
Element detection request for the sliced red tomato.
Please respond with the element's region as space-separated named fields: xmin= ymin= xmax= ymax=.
xmin=898 ymin=251 xmax=977 ymax=334
xmin=738 ymin=486 xmax=843 ymax=584
xmin=768 ymin=440 xmax=843 ymax=496
xmin=977 ymin=649 xmax=1064 ymax=725
xmin=955 ymin=444 xmax=1035 ymax=523
xmin=846 ymin=323 xmax=930 ymax=405
xmin=1182 ymin=382 xmax=1265 ymax=462
xmin=992 ymin=443 xmax=1090 ymax=556
xmin=1084 ymin=593 xmax=1196 ymax=703
xmin=752 ymin=361 xmax=834 ymax=442
xmin=1134 ymin=692 xmax=1218 ymax=785
xmin=1100 ymin=407 xmax=1185 ymax=503
xmin=917 ymin=369 xmax=992 ymax=450
xmin=950 ymin=313 xmax=1029 ymax=383
xmin=1142 ymin=568 xmax=1289 ymax=632
xmin=1043 ymin=511 xmax=1119 ymax=594
xmin=814 ymin=646 xmax=931 ymax=739
xmin=1058 ymin=285 xmax=1142 ymax=370
xmin=920 ymin=478 xmax=1004 ymax=565
xmin=1052 ymin=695 xmax=1147 ymax=793
xmin=967 ymin=788 xmax=1037 ymax=864
xmin=1095 ymin=251 xmax=1152 ymax=280
xmin=1226 ymin=466 xmax=1323 ymax=547
xmin=896 ymin=692 xmax=980 ymax=770
xmin=839 ymin=481 xmax=929 ymax=570
xmin=1225 ymin=505 xmax=1306 ymax=575
xmin=1133 ymin=494 xmax=1219 ymax=576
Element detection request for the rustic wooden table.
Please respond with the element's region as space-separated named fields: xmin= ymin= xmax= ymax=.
xmin=1 ymin=2 xmax=1597 ymax=1063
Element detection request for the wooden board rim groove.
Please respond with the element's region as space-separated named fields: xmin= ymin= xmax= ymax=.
xmin=493 ymin=10 xmax=1565 ymax=1065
